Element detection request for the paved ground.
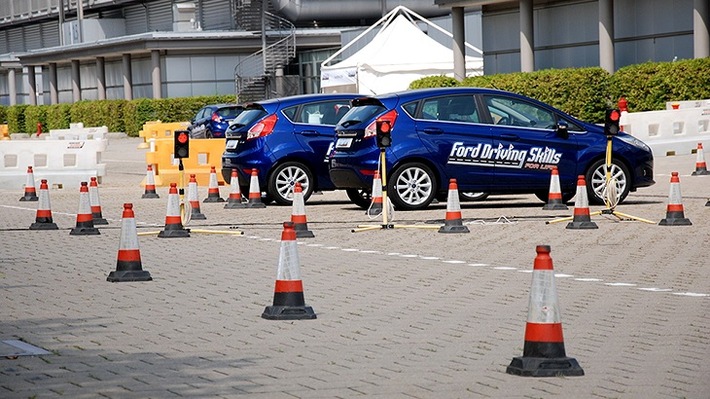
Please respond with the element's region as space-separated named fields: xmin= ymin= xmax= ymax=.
xmin=1 ymin=137 xmax=708 ymax=398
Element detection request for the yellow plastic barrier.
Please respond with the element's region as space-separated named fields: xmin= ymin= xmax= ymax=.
xmin=143 ymin=137 xmax=226 ymax=187
xmin=138 ymin=121 xmax=190 ymax=149
xmin=0 ymin=124 xmax=9 ymax=140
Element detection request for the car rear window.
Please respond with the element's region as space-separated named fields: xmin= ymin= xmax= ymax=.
xmin=230 ymin=108 xmax=268 ymax=129
xmin=337 ymin=104 xmax=386 ymax=128
xmin=217 ymin=106 xmax=243 ymax=119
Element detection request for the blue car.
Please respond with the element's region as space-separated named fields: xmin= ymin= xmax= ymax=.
xmin=189 ymin=104 xmax=244 ymax=138
xmin=221 ymin=94 xmax=359 ymax=205
xmin=329 ymin=87 xmax=655 ymax=211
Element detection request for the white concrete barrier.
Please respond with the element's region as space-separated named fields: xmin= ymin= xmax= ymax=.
xmin=665 ymin=99 xmax=710 ymax=110
xmin=48 ymin=122 xmax=108 ymax=140
xmin=621 ymin=107 xmax=710 ymax=156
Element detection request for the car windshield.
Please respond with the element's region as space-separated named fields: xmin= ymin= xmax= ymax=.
xmin=338 ymin=104 xmax=386 ymax=128
xmin=230 ymin=108 xmax=268 ymax=129
xmin=217 ymin=106 xmax=243 ymax=119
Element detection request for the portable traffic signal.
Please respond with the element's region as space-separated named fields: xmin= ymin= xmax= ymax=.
xmin=604 ymin=109 xmax=621 ymax=136
xmin=174 ymin=130 xmax=190 ymax=158
xmin=376 ymin=119 xmax=392 ymax=148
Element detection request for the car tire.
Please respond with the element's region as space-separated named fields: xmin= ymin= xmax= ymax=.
xmin=388 ymin=162 xmax=437 ymax=211
xmin=267 ymin=161 xmax=314 ymax=205
xmin=205 ymin=128 xmax=213 ymax=139
xmin=535 ymin=191 xmax=575 ymax=204
xmin=585 ymin=158 xmax=631 ymax=205
xmin=459 ymin=192 xmax=489 ymax=202
xmin=346 ymin=188 xmax=372 ymax=209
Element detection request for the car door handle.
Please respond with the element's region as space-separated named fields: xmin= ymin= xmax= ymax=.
xmin=299 ymin=130 xmax=319 ymax=136
xmin=422 ymin=128 xmax=443 ymax=135
xmin=500 ymin=133 xmax=519 ymax=141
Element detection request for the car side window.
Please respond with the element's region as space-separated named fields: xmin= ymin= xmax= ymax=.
xmin=483 ymin=95 xmax=555 ymax=129
xmin=294 ymin=101 xmax=352 ymax=125
xmin=417 ymin=95 xmax=479 ymax=123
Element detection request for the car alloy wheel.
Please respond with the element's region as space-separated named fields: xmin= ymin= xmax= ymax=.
xmin=268 ymin=162 xmax=313 ymax=205
xmin=586 ymin=159 xmax=630 ymax=205
xmin=459 ymin=192 xmax=489 ymax=201
xmin=389 ymin=162 xmax=436 ymax=211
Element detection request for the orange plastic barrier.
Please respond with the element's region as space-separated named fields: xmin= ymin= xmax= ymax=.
xmin=142 ymin=137 xmax=226 ymax=187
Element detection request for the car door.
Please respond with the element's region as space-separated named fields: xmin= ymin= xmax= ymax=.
xmin=191 ymin=107 xmax=208 ymax=138
xmin=480 ymin=94 xmax=580 ymax=191
xmin=412 ymin=94 xmax=495 ymax=192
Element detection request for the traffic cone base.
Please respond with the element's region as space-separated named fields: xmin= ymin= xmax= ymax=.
xmin=70 ymin=226 xmax=100 ymax=235
xmin=246 ymin=200 xmax=266 ymax=208
xmin=19 ymin=194 xmax=38 ymax=202
xmin=262 ymin=304 xmax=316 ymax=320
xmin=294 ymin=223 xmax=315 ymax=238
xmin=225 ymin=200 xmax=247 ymax=209
xmin=142 ymin=192 xmax=160 ymax=199
xmin=92 ymin=215 xmax=109 ymax=225
xmin=506 ymin=356 xmax=584 ymax=377
xmin=30 ymin=220 xmax=58 ymax=230
xmin=439 ymin=179 xmax=470 ymax=234
xmin=542 ymin=167 xmax=568 ymax=210
xmin=691 ymin=169 xmax=709 ymax=176
xmin=190 ymin=202 xmax=207 ymax=220
xmin=566 ymin=220 xmax=598 ymax=229
xmin=659 ymin=172 xmax=692 ymax=226
xmin=157 ymin=228 xmax=190 ymax=238
xmin=658 ymin=214 xmax=692 ymax=226
xmin=543 ymin=202 xmax=568 ymax=211
xmin=107 ymin=270 xmax=152 ymax=282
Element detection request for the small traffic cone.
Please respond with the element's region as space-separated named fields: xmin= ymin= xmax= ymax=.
xmin=262 ymin=222 xmax=316 ymax=320
xmin=659 ymin=172 xmax=692 ymax=226
xmin=367 ymin=170 xmax=383 ymax=216
xmin=566 ymin=175 xmax=598 ymax=230
xmin=107 ymin=203 xmax=152 ymax=282
xmin=542 ymin=166 xmax=568 ymax=210
xmin=203 ymin=166 xmax=224 ymax=203
xmin=438 ymin=178 xmax=469 ymax=233
xmin=89 ymin=177 xmax=108 ymax=225
xmin=19 ymin=166 xmax=38 ymax=201
xmin=291 ymin=182 xmax=314 ymax=238
xmin=691 ymin=143 xmax=709 ymax=175
xmin=245 ymin=168 xmax=266 ymax=208
xmin=70 ymin=182 xmax=100 ymax=235
xmin=158 ymin=183 xmax=190 ymax=238
xmin=507 ymin=245 xmax=584 ymax=377
xmin=142 ymin=165 xmax=160 ymax=199
xmin=29 ymin=179 xmax=58 ymax=230
xmin=187 ymin=174 xmax=206 ymax=220
xmin=224 ymin=169 xmax=246 ymax=209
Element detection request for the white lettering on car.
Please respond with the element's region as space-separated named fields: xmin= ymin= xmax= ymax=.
xmin=448 ymin=142 xmax=562 ymax=170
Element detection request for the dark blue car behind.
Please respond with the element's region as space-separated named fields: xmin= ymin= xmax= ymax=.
xmin=221 ymin=93 xmax=359 ymax=205
xmin=329 ymin=87 xmax=655 ymax=210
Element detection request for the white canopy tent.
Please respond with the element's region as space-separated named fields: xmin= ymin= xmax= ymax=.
xmin=320 ymin=6 xmax=483 ymax=95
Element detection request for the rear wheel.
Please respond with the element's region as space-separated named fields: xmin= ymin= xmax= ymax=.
xmin=346 ymin=188 xmax=372 ymax=209
xmin=459 ymin=192 xmax=489 ymax=202
xmin=205 ymin=128 xmax=213 ymax=139
xmin=388 ymin=162 xmax=437 ymax=211
xmin=535 ymin=191 xmax=575 ymax=204
xmin=585 ymin=159 xmax=630 ymax=205
xmin=267 ymin=161 xmax=313 ymax=205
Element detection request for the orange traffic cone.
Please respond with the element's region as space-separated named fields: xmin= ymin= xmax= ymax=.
xmin=245 ymin=168 xmax=266 ymax=208
xmin=158 ymin=183 xmax=190 ymax=238
xmin=507 ymin=245 xmax=584 ymax=377
xmin=187 ymin=174 xmax=206 ymax=220
xmin=691 ymin=143 xmax=709 ymax=175
xmin=367 ymin=170 xmax=383 ymax=216
xmin=438 ymin=178 xmax=469 ymax=233
xmin=89 ymin=177 xmax=108 ymax=225
xmin=203 ymin=166 xmax=224 ymax=202
xmin=19 ymin=166 xmax=38 ymax=201
xmin=30 ymin=179 xmax=58 ymax=230
xmin=224 ymin=168 xmax=246 ymax=209
xmin=107 ymin=203 xmax=152 ymax=282
xmin=70 ymin=181 xmax=100 ymax=235
xmin=262 ymin=222 xmax=316 ymax=320
xmin=291 ymin=182 xmax=314 ymax=238
xmin=566 ymin=175 xmax=597 ymax=229
xmin=659 ymin=172 xmax=692 ymax=226
xmin=142 ymin=165 xmax=160 ymax=199
xmin=542 ymin=166 xmax=568 ymax=210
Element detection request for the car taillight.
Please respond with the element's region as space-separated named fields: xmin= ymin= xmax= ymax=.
xmin=211 ymin=113 xmax=222 ymax=122
xmin=364 ymin=109 xmax=397 ymax=140
xmin=247 ymin=114 xmax=277 ymax=140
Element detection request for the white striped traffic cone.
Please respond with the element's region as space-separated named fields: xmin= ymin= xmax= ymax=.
xmin=224 ymin=168 xmax=246 ymax=209
xmin=262 ymin=222 xmax=316 ymax=320
xmin=89 ymin=177 xmax=108 ymax=225
xmin=438 ymin=178 xmax=469 ymax=233
xmin=203 ymin=166 xmax=224 ymax=202
xmin=187 ymin=174 xmax=206 ymax=220
xmin=107 ymin=203 xmax=152 ymax=282
xmin=367 ymin=170 xmax=383 ymax=216
xmin=142 ymin=165 xmax=160 ymax=199
xmin=659 ymin=172 xmax=692 ymax=226
xmin=19 ymin=166 xmax=38 ymax=201
xmin=566 ymin=175 xmax=598 ymax=229
xmin=691 ymin=143 xmax=709 ymax=175
xmin=29 ymin=179 xmax=58 ymax=230
xmin=291 ymin=182 xmax=314 ymax=238
xmin=158 ymin=183 xmax=190 ymax=238
xmin=70 ymin=181 xmax=100 ymax=236
xmin=542 ymin=166 xmax=568 ymax=210
xmin=507 ymin=245 xmax=584 ymax=377
xmin=245 ymin=168 xmax=266 ymax=208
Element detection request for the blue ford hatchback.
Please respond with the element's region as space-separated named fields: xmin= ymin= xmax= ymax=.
xmin=329 ymin=87 xmax=655 ymax=210
xmin=221 ymin=93 xmax=359 ymax=205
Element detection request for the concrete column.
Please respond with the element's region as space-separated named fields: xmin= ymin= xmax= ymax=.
xmin=71 ymin=59 xmax=81 ymax=102
xmin=520 ymin=0 xmax=534 ymax=72
xmin=452 ymin=7 xmax=466 ymax=82
xmin=27 ymin=66 xmax=37 ymax=106
xmin=122 ymin=53 xmax=132 ymax=101
xmin=694 ymin=0 xmax=710 ymax=58
xmin=8 ymin=68 xmax=16 ymax=105
xmin=96 ymin=57 xmax=106 ymax=100
xmin=48 ymin=63 xmax=58 ymax=104
xmin=151 ymin=50 xmax=161 ymax=99
xmin=599 ymin=0 xmax=615 ymax=73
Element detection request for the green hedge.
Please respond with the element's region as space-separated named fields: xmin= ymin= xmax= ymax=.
xmin=6 ymin=105 xmax=28 ymax=134
xmin=24 ymin=105 xmax=49 ymax=134
xmin=46 ymin=103 xmax=71 ymax=130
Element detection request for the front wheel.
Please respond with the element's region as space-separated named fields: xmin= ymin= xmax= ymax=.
xmin=346 ymin=188 xmax=372 ymax=209
xmin=585 ymin=159 xmax=631 ymax=205
xmin=388 ymin=162 xmax=437 ymax=211
xmin=267 ymin=162 xmax=314 ymax=205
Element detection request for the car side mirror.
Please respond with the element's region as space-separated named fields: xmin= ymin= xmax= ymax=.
xmin=556 ymin=120 xmax=569 ymax=139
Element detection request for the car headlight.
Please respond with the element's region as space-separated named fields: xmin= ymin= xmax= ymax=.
xmin=618 ymin=134 xmax=651 ymax=152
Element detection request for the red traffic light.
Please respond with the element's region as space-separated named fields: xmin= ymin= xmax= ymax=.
xmin=177 ymin=132 xmax=189 ymax=143
xmin=609 ymin=110 xmax=620 ymax=121
xmin=378 ymin=119 xmax=391 ymax=133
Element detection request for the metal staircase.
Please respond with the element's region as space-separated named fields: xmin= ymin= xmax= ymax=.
xmin=234 ymin=0 xmax=297 ymax=103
